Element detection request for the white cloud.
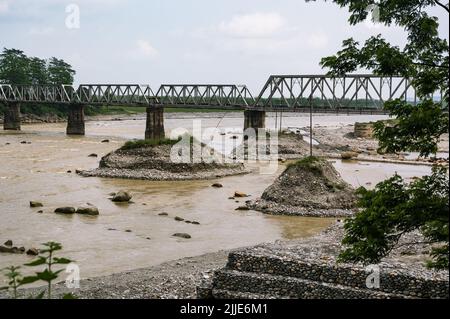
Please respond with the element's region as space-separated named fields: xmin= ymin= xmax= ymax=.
xmin=0 ymin=0 xmax=9 ymax=14
xmin=28 ymin=26 xmax=55 ymax=36
xmin=135 ymin=40 xmax=159 ymax=58
xmin=219 ymin=12 xmax=286 ymax=38
xmin=306 ymin=33 xmax=329 ymax=49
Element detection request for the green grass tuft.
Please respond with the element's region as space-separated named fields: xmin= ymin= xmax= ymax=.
xmin=287 ymin=156 xmax=324 ymax=174
xmin=120 ymin=137 xmax=182 ymax=150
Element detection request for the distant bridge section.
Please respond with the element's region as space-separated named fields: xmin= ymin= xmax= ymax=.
xmin=0 ymin=84 xmax=156 ymax=105
xmin=155 ymin=84 xmax=254 ymax=108
xmin=254 ymin=75 xmax=420 ymax=110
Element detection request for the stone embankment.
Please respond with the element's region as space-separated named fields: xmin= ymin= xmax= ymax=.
xmin=198 ymin=223 xmax=449 ymax=299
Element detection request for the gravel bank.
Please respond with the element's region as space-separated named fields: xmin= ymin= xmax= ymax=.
xmin=0 ymin=251 xmax=230 ymax=299
xmin=79 ymin=141 xmax=251 ymax=181
xmin=247 ymin=157 xmax=357 ymax=217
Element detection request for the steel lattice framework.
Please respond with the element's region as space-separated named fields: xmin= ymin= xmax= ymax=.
xmin=155 ymin=84 xmax=254 ymax=108
xmin=1 ymin=74 xmax=442 ymax=110
xmin=0 ymin=84 xmax=156 ymax=105
xmin=253 ymin=75 xmax=427 ymax=110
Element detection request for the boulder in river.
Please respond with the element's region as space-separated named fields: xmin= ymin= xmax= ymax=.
xmin=26 ymin=248 xmax=39 ymax=256
xmin=88 ymin=153 xmax=98 ymax=158
xmin=174 ymin=216 xmax=184 ymax=222
xmin=212 ymin=183 xmax=223 ymax=188
xmin=54 ymin=207 xmax=76 ymax=214
xmin=111 ymin=191 xmax=132 ymax=202
xmin=234 ymin=191 xmax=248 ymax=198
xmin=172 ymin=233 xmax=191 ymax=239
xmin=76 ymin=206 xmax=99 ymax=216
xmin=341 ymin=151 xmax=358 ymax=160
xmin=0 ymin=246 xmax=21 ymax=254
xmin=4 ymin=240 xmax=13 ymax=247
xmin=30 ymin=201 xmax=43 ymax=208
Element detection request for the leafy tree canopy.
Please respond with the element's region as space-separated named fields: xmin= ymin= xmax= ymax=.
xmin=312 ymin=0 xmax=449 ymax=269
xmin=0 ymin=48 xmax=75 ymax=85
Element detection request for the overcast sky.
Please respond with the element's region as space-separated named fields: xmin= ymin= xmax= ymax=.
xmin=0 ymin=0 xmax=448 ymax=91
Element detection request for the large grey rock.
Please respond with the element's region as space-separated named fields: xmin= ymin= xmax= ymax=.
xmin=112 ymin=191 xmax=132 ymax=202
xmin=76 ymin=206 xmax=99 ymax=216
xmin=54 ymin=207 xmax=76 ymax=214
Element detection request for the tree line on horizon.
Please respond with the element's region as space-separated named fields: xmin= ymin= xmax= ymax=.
xmin=0 ymin=47 xmax=75 ymax=86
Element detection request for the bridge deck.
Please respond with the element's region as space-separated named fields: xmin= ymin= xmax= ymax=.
xmin=1 ymin=75 xmax=444 ymax=111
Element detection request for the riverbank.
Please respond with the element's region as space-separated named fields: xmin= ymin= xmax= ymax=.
xmin=199 ymin=222 xmax=449 ymax=299
xmin=0 ymin=250 xmax=230 ymax=299
xmin=3 ymin=221 xmax=447 ymax=299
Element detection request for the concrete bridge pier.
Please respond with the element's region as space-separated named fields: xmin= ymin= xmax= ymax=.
xmin=145 ymin=106 xmax=165 ymax=141
xmin=3 ymin=102 xmax=21 ymax=131
xmin=66 ymin=104 xmax=85 ymax=135
xmin=244 ymin=110 xmax=266 ymax=131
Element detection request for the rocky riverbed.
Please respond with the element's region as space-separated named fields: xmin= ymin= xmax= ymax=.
xmin=247 ymin=157 xmax=357 ymax=217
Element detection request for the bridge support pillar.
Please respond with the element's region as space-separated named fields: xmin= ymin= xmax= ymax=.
xmin=3 ymin=102 xmax=21 ymax=131
xmin=145 ymin=106 xmax=165 ymax=141
xmin=244 ymin=110 xmax=265 ymax=131
xmin=66 ymin=104 xmax=85 ymax=135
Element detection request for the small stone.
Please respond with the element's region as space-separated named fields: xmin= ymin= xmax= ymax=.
xmin=146 ymin=237 xmax=151 ymax=240
xmin=185 ymin=220 xmax=192 ymax=224
xmin=37 ymin=210 xmax=43 ymax=214
xmin=67 ymin=170 xmax=72 ymax=173
xmin=101 ymin=139 xmax=110 ymax=143
xmin=30 ymin=201 xmax=43 ymax=208
xmin=4 ymin=240 xmax=13 ymax=247
xmin=125 ymin=229 xmax=132 ymax=233
xmin=26 ymin=248 xmax=39 ymax=256
xmin=174 ymin=216 xmax=184 ymax=222
xmin=88 ymin=153 xmax=98 ymax=157
xmin=235 ymin=206 xmax=250 ymax=211
xmin=158 ymin=212 xmax=168 ymax=216
xmin=20 ymin=141 xmax=27 ymax=144
xmin=54 ymin=207 xmax=76 ymax=214
xmin=192 ymin=221 xmax=200 ymax=225
xmin=234 ymin=191 xmax=248 ymax=198
xmin=211 ymin=183 xmax=223 ymax=188
xmin=172 ymin=233 xmax=191 ymax=239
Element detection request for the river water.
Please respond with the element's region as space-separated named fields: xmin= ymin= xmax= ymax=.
xmin=0 ymin=112 xmax=433 ymax=281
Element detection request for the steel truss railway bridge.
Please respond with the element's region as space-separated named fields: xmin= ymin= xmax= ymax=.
xmin=0 ymin=74 xmax=441 ymax=139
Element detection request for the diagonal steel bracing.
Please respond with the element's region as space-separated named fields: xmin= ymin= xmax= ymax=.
xmin=0 ymin=75 xmax=444 ymax=111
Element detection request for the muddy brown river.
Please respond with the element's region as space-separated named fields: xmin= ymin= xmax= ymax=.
xmin=0 ymin=113 xmax=433 ymax=281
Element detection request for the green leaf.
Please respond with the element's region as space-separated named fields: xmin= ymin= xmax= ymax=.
xmin=36 ymin=269 xmax=59 ymax=282
xmin=53 ymin=257 xmax=73 ymax=265
xmin=24 ymin=257 xmax=47 ymax=267
xmin=19 ymin=276 xmax=40 ymax=285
